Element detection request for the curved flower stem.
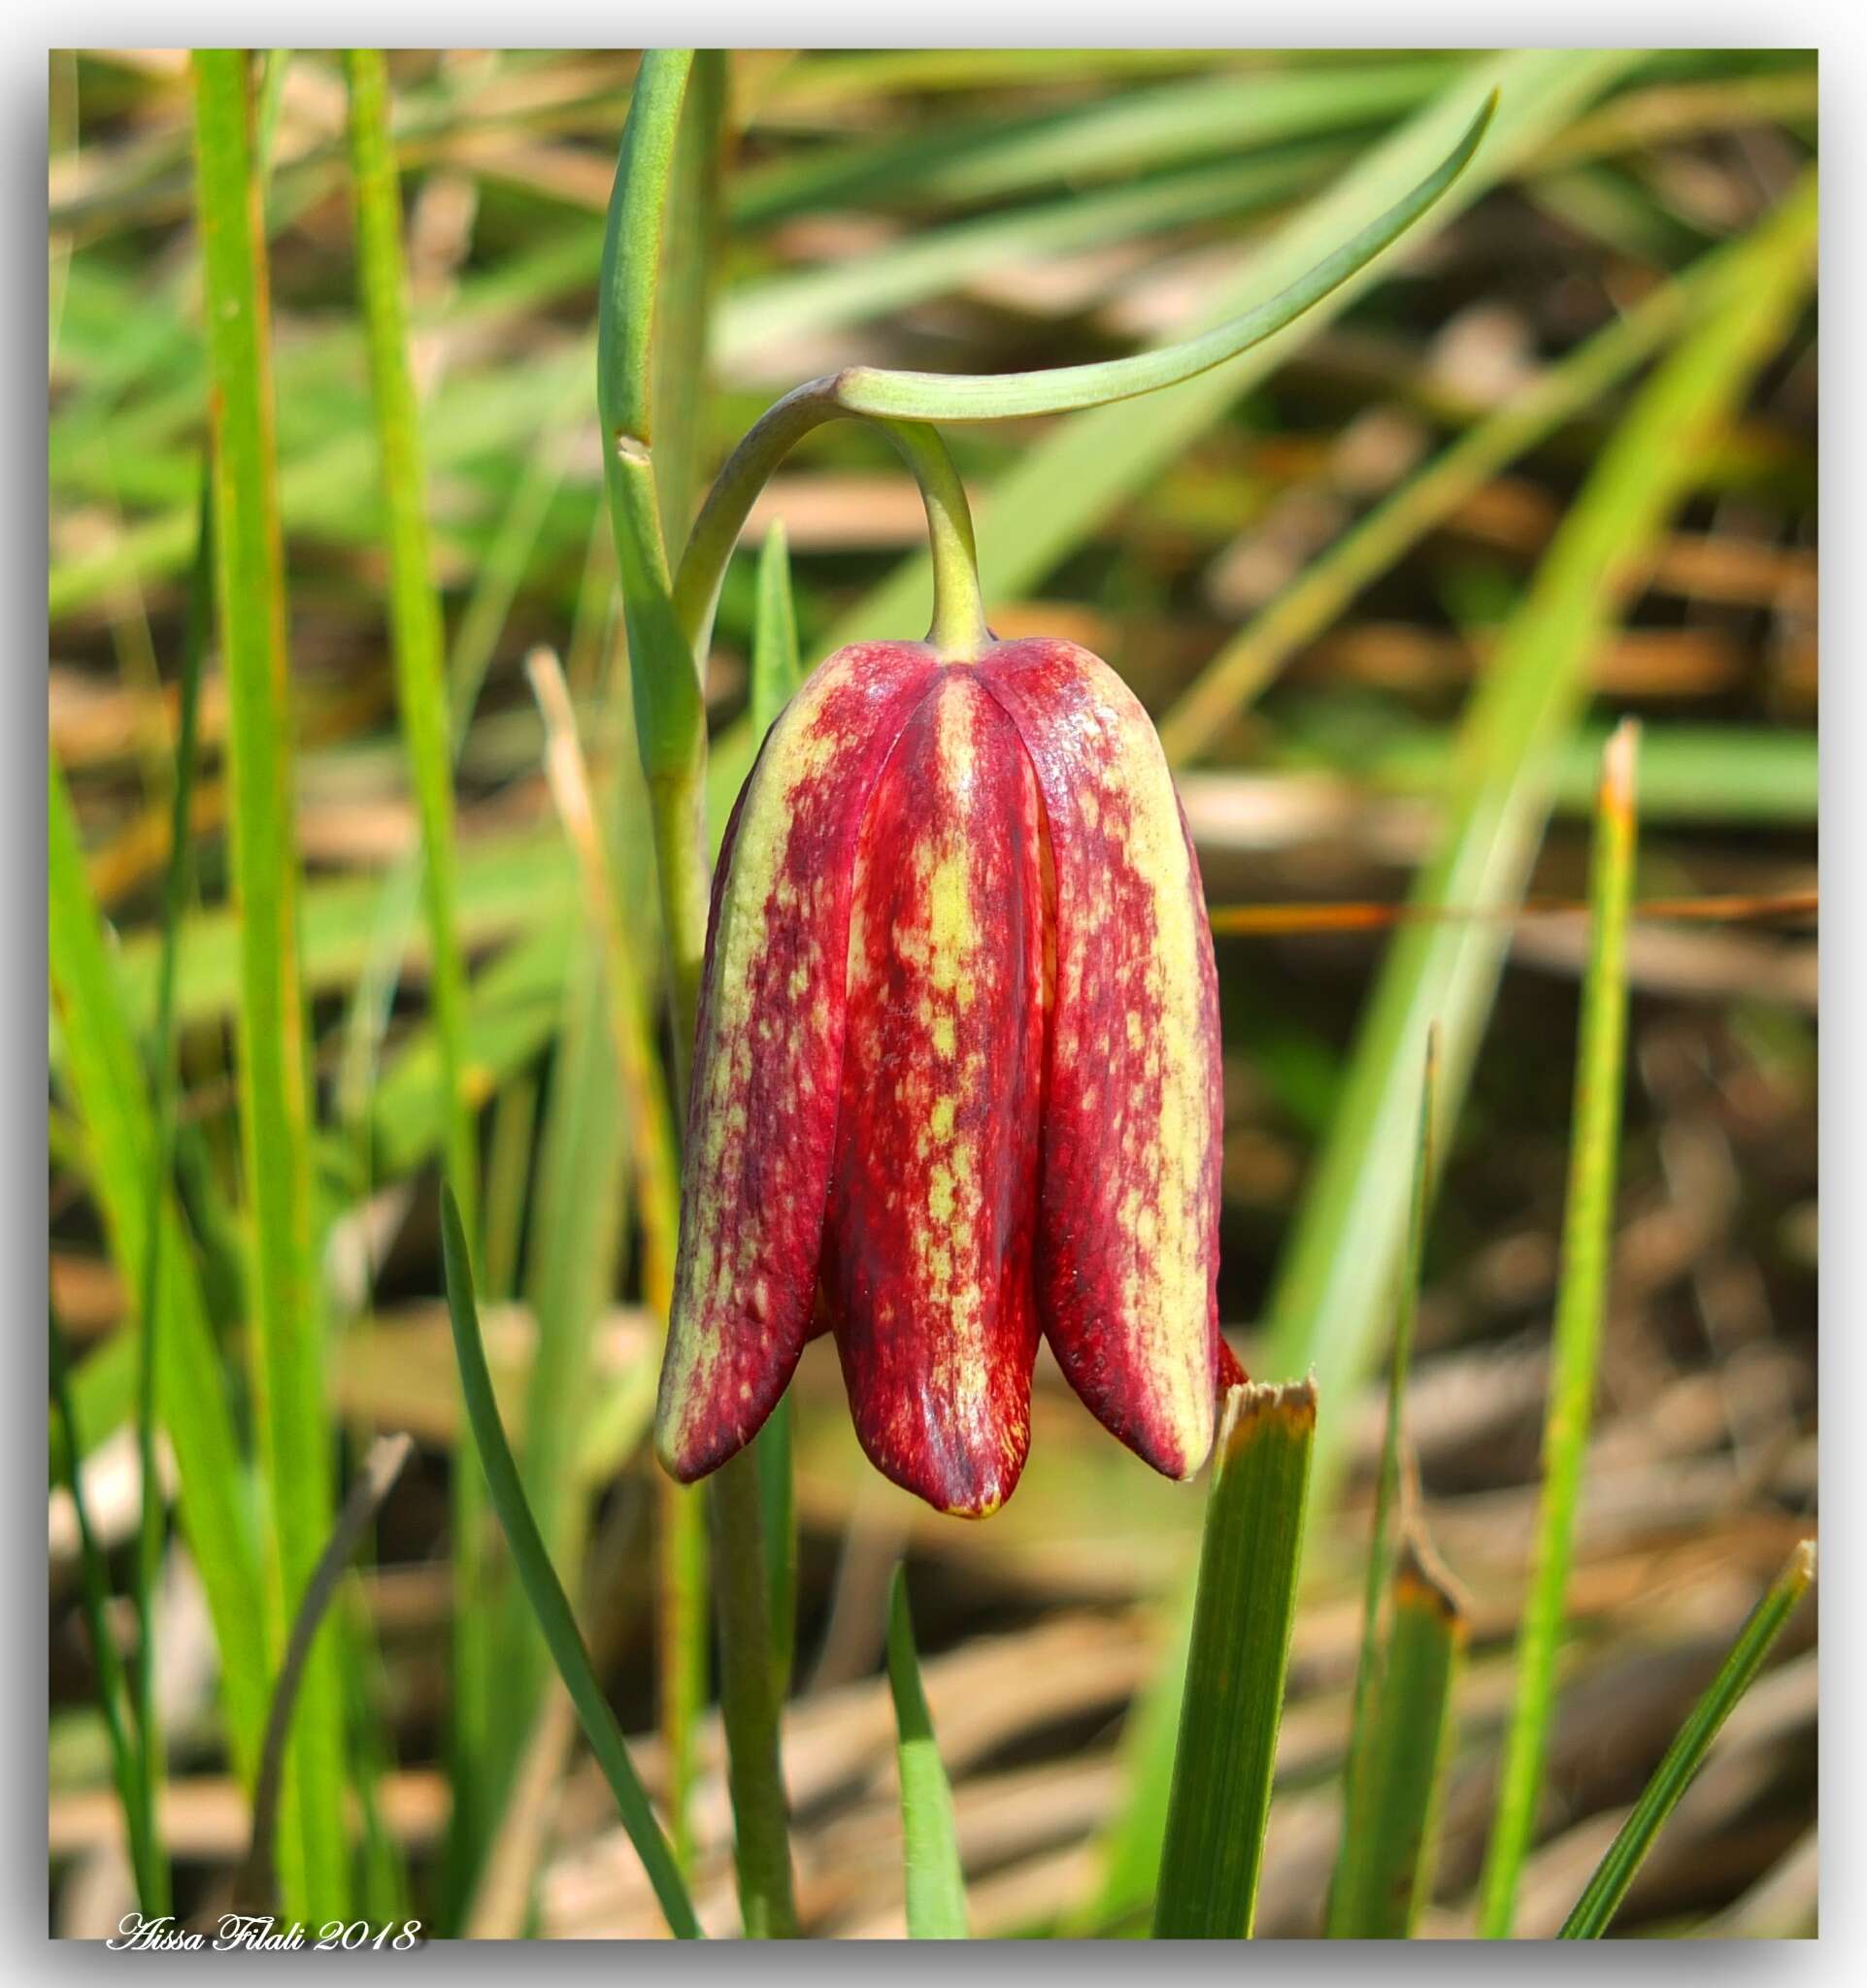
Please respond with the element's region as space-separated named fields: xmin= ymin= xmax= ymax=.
xmin=668 ymin=90 xmax=1500 ymax=675
xmin=675 ymin=385 xmax=991 ymax=668
xmin=869 ymin=417 xmax=991 ymax=660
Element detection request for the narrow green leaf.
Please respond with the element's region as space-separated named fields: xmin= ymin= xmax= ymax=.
xmin=1328 ymin=1032 xmax=1437 ymax=1932
xmin=708 ymin=1447 xmax=800 ymax=1938
xmin=885 ymin=1568 xmax=969 ymax=1939
xmin=1478 ymin=721 xmax=1642 ymax=1936
xmin=191 ymin=49 xmax=348 ymax=1918
xmin=750 ymin=521 xmax=802 ymax=742
xmin=523 ymin=644 xmax=697 ymax=1875
xmin=1328 ymin=1537 xmax=1468 ymax=1938
xmin=344 ymin=48 xmax=479 ymax=1226
xmin=438 ymin=1184 xmax=702 ymax=1940
xmin=344 ymin=46 xmax=489 ymax=1903
xmin=1560 ymin=1541 xmax=1817 ymax=1938
xmin=658 ymin=1477 xmax=710 ymax=1875
xmin=1152 ymin=1380 xmax=1317 ymax=1938
xmin=834 ymin=94 xmax=1494 ymax=422
xmin=127 ymin=468 xmax=212 ymax=1920
xmin=651 ymin=50 xmax=725 ymax=544
xmin=48 ymin=760 xmax=269 ymax=1780
xmin=640 ymin=55 xmax=726 ymax=1869
xmin=489 ymin=936 xmax=628 ymax=1834
xmin=597 ymin=50 xmax=707 ymax=800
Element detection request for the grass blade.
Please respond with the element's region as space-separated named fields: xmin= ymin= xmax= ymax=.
xmin=343 ymin=47 xmax=480 ymax=1235
xmin=438 ymin=1184 xmax=702 ymax=1940
xmin=343 ymin=46 xmax=490 ymax=1901
xmin=750 ymin=520 xmax=802 ymax=740
xmin=1151 ymin=1380 xmax=1317 ymax=1938
xmin=1327 ymin=1535 xmax=1468 ymax=1938
xmin=1327 ymin=1031 xmax=1437 ymax=1932
xmin=885 ymin=1569 xmax=969 ymax=1939
xmin=191 ymin=48 xmax=347 ymax=1917
xmin=1560 ymin=1541 xmax=1817 ymax=1938
xmin=125 ymin=468 xmax=212 ymax=1919
xmin=835 ymin=93 xmax=1496 ymax=421
xmin=651 ymin=49 xmax=725 ymax=544
xmin=1262 ymin=178 xmax=1817 ymax=1498
xmin=48 ymin=761 xmax=270 ymax=1779
xmin=1478 ymin=721 xmax=1641 ymax=1936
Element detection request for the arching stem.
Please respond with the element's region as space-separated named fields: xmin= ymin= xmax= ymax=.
xmin=673 ymin=383 xmax=991 ymax=669
xmin=870 ymin=417 xmax=991 ymax=661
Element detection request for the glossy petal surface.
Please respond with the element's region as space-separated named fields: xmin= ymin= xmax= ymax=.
xmin=822 ymin=670 xmax=1046 ymax=1515
xmin=980 ymin=638 xmax=1223 ymax=1480
xmin=657 ymin=641 xmax=940 ymax=1480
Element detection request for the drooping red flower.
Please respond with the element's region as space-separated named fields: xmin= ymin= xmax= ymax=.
xmin=655 ymin=636 xmax=1223 ymax=1516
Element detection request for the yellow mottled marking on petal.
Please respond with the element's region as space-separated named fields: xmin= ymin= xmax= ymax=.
xmin=1098 ymin=687 xmax=1215 ymax=1465
xmin=928 ymin=1164 xmax=955 ymax=1223
xmin=867 ymin=671 xmax=1010 ymax=1474
xmin=663 ymin=653 xmax=884 ymax=1436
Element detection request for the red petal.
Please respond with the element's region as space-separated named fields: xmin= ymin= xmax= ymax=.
xmin=822 ymin=670 xmax=1045 ymax=1516
xmin=657 ymin=642 xmax=941 ymax=1481
xmin=979 ymin=638 xmax=1222 ymax=1481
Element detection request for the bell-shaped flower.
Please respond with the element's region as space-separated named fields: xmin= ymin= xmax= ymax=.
xmin=655 ymin=637 xmax=1222 ymax=1516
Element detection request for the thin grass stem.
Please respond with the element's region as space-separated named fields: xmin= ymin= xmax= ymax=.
xmin=190 ymin=49 xmax=348 ymax=1918
xmin=1560 ymin=1541 xmax=1817 ymax=1938
xmin=1478 ymin=721 xmax=1641 ymax=1936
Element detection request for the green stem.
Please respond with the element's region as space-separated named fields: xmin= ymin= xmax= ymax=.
xmin=872 ymin=418 xmax=990 ymax=659
xmin=344 ymin=48 xmax=488 ymax=1905
xmin=1479 ymin=722 xmax=1640 ymax=1937
xmin=600 ymin=50 xmax=797 ymax=1937
xmin=191 ymin=48 xmax=347 ymax=1918
xmin=1559 ymin=1541 xmax=1815 ymax=1938
xmin=650 ymin=771 xmax=713 ymax=1100
xmin=673 ymin=385 xmax=990 ymax=668
xmin=709 ymin=1448 xmax=799 ymax=1937
xmin=126 ymin=472 xmax=211 ymax=1923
